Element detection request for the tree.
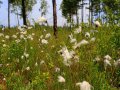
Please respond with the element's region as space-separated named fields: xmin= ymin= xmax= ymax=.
xmin=52 ymin=0 xmax=57 ymax=38
xmin=0 ymin=0 xmax=2 ymax=7
xmin=10 ymin=0 xmax=36 ymax=26
xmin=61 ymin=0 xmax=81 ymax=27
xmin=8 ymin=0 xmax=10 ymax=29
xmin=22 ymin=0 xmax=27 ymax=25
xmin=40 ymin=0 xmax=48 ymax=16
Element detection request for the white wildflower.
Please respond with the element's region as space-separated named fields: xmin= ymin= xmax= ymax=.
xmin=18 ymin=26 xmax=24 ymax=31
xmin=40 ymin=60 xmax=45 ymax=65
xmin=2 ymin=40 xmax=5 ymax=42
xmin=40 ymin=35 xmax=43 ymax=39
xmin=37 ymin=17 xmax=47 ymax=23
xmin=76 ymin=81 xmax=92 ymax=90
xmin=104 ymin=55 xmax=112 ymax=60
xmin=15 ymin=39 xmax=21 ymax=43
xmin=35 ymin=62 xmax=38 ymax=66
xmin=94 ymin=56 xmax=100 ymax=62
xmin=24 ymin=52 xmax=29 ymax=58
xmin=12 ymin=35 xmax=17 ymax=39
xmin=68 ymin=34 xmax=77 ymax=43
xmin=20 ymin=34 xmax=24 ymax=39
xmin=55 ymin=67 xmax=60 ymax=72
xmin=94 ymin=21 xmax=101 ymax=27
xmin=26 ymin=67 xmax=30 ymax=71
xmin=2 ymin=27 xmax=5 ymax=31
xmin=90 ymin=37 xmax=96 ymax=42
xmin=85 ymin=32 xmax=90 ymax=38
xmin=41 ymin=39 xmax=48 ymax=44
xmin=104 ymin=59 xmax=111 ymax=70
xmin=5 ymin=35 xmax=10 ymax=39
xmin=27 ymin=26 xmax=33 ymax=29
xmin=58 ymin=46 xmax=72 ymax=66
xmin=45 ymin=33 xmax=51 ymax=39
xmin=73 ymin=39 xmax=89 ymax=49
xmin=114 ymin=59 xmax=120 ymax=67
xmin=58 ymin=75 xmax=65 ymax=83
xmin=74 ymin=26 xmax=82 ymax=34
xmin=3 ymin=44 xmax=7 ymax=47
xmin=32 ymin=33 xmax=35 ymax=36
xmin=21 ymin=55 xmax=24 ymax=59
xmin=3 ymin=78 xmax=6 ymax=81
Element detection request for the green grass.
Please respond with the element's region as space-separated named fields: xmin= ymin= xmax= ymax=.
xmin=0 ymin=25 xmax=120 ymax=90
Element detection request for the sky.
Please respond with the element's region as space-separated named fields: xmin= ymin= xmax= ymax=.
xmin=0 ymin=0 xmax=89 ymax=27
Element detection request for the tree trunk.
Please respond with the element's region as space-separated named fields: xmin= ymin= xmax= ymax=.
xmin=22 ymin=0 xmax=27 ymax=26
xmin=52 ymin=0 xmax=57 ymax=38
xmin=8 ymin=0 xmax=10 ymax=29
xmin=91 ymin=0 xmax=93 ymax=24
xmin=89 ymin=0 xmax=91 ymax=25
xmin=76 ymin=9 xmax=79 ymax=26
xmin=16 ymin=8 xmax=20 ymax=26
xmin=81 ymin=0 xmax=84 ymax=23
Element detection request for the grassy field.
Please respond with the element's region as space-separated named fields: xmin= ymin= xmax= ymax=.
xmin=0 ymin=25 xmax=120 ymax=90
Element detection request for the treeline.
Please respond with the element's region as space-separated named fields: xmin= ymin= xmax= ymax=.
xmin=0 ymin=0 xmax=120 ymax=28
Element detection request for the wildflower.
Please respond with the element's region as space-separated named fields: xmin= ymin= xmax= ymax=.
xmin=68 ymin=34 xmax=77 ymax=43
xmin=76 ymin=81 xmax=92 ymax=90
xmin=45 ymin=33 xmax=51 ymax=39
xmin=58 ymin=46 xmax=72 ymax=66
xmin=5 ymin=35 xmax=10 ymax=39
xmin=94 ymin=21 xmax=101 ymax=27
xmin=30 ymin=47 xmax=33 ymax=49
xmin=12 ymin=35 xmax=17 ymax=39
xmin=21 ymin=31 xmax=27 ymax=35
xmin=2 ymin=40 xmax=5 ymax=42
xmin=18 ymin=26 xmax=24 ymax=31
xmin=55 ymin=67 xmax=60 ymax=72
xmin=58 ymin=75 xmax=65 ymax=83
xmin=6 ymin=63 xmax=10 ymax=66
xmin=104 ymin=59 xmax=111 ymax=70
xmin=15 ymin=39 xmax=21 ymax=43
xmin=26 ymin=67 xmax=30 ymax=71
xmin=35 ymin=62 xmax=38 ymax=66
xmin=40 ymin=60 xmax=45 ymax=65
xmin=104 ymin=55 xmax=112 ymax=60
xmin=24 ymin=52 xmax=29 ymax=58
xmin=93 ymin=56 xmax=100 ymax=62
xmin=85 ymin=32 xmax=90 ymax=38
xmin=44 ymin=29 xmax=46 ymax=32
xmin=3 ymin=78 xmax=6 ymax=81
xmin=21 ymin=55 xmax=24 ymax=59
xmin=27 ymin=26 xmax=33 ymax=30
xmin=73 ymin=39 xmax=89 ymax=49
xmin=114 ymin=59 xmax=120 ymax=67
xmin=32 ymin=33 xmax=35 ymax=36
xmin=3 ymin=44 xmax=7 ymax=47
xmin=41 ymin=39 xmax=48 ymax=44
xmin=90 ymin=37 xmax=96 ymax=42
xmin=2 ymin=27 xmax=5 ymax=31
xmin=20 ymin=34 xmax=24 ymax=39
xmin=40 ymin=35 xmax=43 ymax=39
xmin=74 ymin=26 xmax=82 ymax=34
xmin=37 ymin=17 xmax=47 ymax=23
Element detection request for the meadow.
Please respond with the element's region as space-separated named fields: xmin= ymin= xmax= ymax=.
xmin=0 ymin=24 xmax=120 ymax=90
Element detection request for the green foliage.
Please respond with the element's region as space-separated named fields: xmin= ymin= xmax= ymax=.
xmin=40 ymin=0 xmax=48 ymax=16
xmin=61 ymin=0 xmax=81 ymax=23
xmin=10 ymin=0 xmax=36 ymax=17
